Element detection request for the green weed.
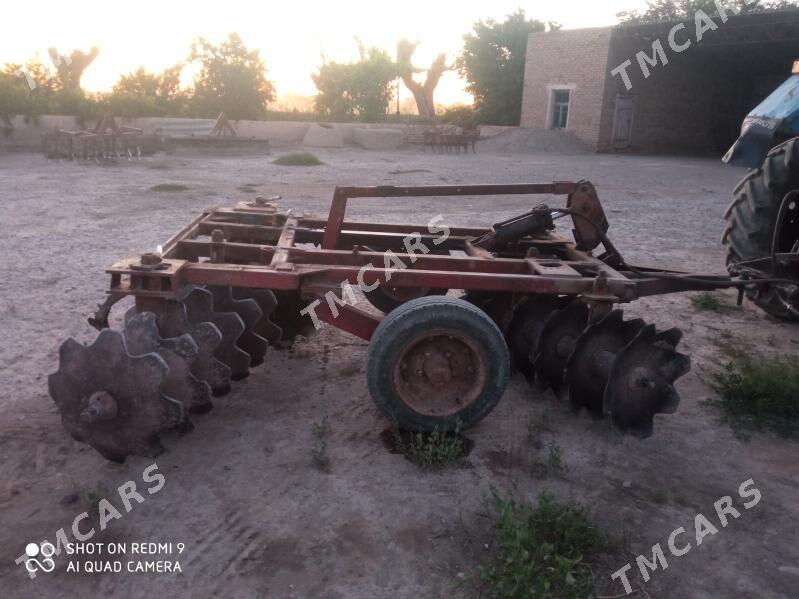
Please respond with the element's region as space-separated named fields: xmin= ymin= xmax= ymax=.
xmin=709 ymin=355 xmax=799 ymax=438
xmin=480 ymin=490 xmax=605 ymax=599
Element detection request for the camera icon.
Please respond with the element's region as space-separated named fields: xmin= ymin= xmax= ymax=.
xmin=24 ymin=542 xmax=56 ymax=574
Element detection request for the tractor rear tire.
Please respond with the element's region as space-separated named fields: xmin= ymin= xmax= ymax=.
xmin=723 ymin=137 xmax=799 ymax=321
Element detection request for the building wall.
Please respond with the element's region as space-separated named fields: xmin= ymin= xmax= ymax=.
xmin=520 ymin=27 xmax=614 ymax=149
xmin=603 ymin=32 xmax=724 ymax=154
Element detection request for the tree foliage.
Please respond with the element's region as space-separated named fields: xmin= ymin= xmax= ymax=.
xmin=189 ymin=33 xmax=275 ymax=120
xmin=106 ymin=65 xmax=186 ymax=117
xmin=457 ymin=10 xmax=555 ymax=126
xmin=0 ymin=55 xmax=100 ymax=126
xmin=312 ymin=43 xmax=396 ymax=122
xmin=619 ymin=0 xmax=798 ymax=23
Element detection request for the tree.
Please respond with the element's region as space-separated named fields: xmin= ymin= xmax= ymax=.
xmin=396 ymin=40 xmax=450 ymax=118
xmin=457 ymin=10 xmax=555 ymax=126
xmin=107 ymin=65 xmax=186 ymax=116
xmin=189 ymin=33 xmax=275 ymax=120
xmin=312 ymin=44 xmax=396 ymax=122
xmin=48 ymin=47 xmax=99 ymax=92
xmin=619 ymin=0 xmax=798 ymax=23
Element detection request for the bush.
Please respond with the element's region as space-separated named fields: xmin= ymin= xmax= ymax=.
xmin=273 ymin=152 xmax=322 ymax=166
xmin=480 ymin=491 xmax=604 ymax=599
xmin=438 ymin=104 xmax=479 ymax=129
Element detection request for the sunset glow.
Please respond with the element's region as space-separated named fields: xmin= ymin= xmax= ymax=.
xmin=3 ymin=0 xmax=644 ymax=107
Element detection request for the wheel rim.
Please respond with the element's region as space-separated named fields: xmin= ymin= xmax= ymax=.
xmin=392 ymin=328 xmax=488 ymax=417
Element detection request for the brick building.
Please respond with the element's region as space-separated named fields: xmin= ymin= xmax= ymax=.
xmin=520 ymin=9 xmax=799 ymax=153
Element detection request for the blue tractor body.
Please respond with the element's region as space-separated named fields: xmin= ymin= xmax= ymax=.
xmin=723 ymin=64 xmax=799 ymax=168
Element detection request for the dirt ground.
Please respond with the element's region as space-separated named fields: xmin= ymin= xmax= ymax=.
xmin=0 ymin=144 xmax=797 ymax=599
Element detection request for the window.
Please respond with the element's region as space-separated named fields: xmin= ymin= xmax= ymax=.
xmin=550 ymin=89 xmax=571 ymax=130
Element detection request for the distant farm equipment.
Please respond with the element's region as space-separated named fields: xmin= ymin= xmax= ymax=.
xmin=42 ymin=113 xmax=144 ymax=162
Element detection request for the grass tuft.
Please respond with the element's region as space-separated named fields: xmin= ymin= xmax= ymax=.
xmin=150 ymin=183 xmax=189 ymax=192
xmin=546 ymin=441 xmax=569 ymax=477
xmin=480 ymin=490 xmax=605 ymax=599
xmin=691 ymin=292 xmax=739 ymax=313
xmin=273 ymin=152 xmax=323 ymax=166
xmin=84 ymin=484 xmax=109 ymax=514
xmin=709 ymin=355 xmax=799 ymax=438
xmin=311 ymin=415 xmax=331 ymax=472
xmin=389 ymin=422 xmax=469 ymax=469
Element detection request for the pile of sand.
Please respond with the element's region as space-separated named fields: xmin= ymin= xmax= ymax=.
xmin=480 ymin=127 xmax=591 ymax=154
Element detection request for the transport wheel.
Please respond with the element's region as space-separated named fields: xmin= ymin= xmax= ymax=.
xmin=364 ymin=284 xmax=447 ymax=314
xmin=366 ymin=296 xmax=509 ymax=431
xmin=723 ymin=137 xmax=799 ymax=320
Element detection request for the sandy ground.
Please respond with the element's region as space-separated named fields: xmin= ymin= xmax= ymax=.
xmin=0 ymin=144 xmax=798 ymax=599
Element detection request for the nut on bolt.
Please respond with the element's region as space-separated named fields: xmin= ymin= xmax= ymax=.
xmin=140 ymin=252 xmax=162 ymax=266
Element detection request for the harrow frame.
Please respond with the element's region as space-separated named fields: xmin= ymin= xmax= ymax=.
xmin=96 ymin=181 xmax=734 ymax=337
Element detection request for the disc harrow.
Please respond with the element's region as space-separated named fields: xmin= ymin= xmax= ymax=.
xmin=51 ymin=180 xmax=779 ymax=461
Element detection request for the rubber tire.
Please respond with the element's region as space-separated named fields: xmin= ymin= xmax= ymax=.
xmin=723 ymin=137 xmax=799 ymax=321
xmin=366 ymin=296 xmax=510 ymax=431
xmin=364 ymin=285 xmax=448 ymax=314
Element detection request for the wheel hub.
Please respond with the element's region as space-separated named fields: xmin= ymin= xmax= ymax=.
xmin=394 ymin=330 xmax=487 ymax=417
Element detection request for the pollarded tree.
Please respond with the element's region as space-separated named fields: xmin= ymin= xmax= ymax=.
xmin=189 ymin=33 xmax=275 ymax=120
xmin=47 ymin=47 xmax=99 ymax=92
xmin=456 ymin=10 xmax=556 ymax=126
xmin=396 ymin=40 xmax=450 ymax=118
xmin=619 ymin=0 xmax=798 ymax=23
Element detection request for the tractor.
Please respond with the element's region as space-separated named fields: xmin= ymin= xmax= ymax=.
xmin=722 ymin=59 xmax=799 ymax=320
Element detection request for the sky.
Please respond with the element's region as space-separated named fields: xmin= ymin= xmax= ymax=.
xmin=1 ymin=0 xmax=646 ymax=106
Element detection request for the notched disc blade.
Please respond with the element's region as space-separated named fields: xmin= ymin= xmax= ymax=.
xmin=603 ymin=325 xmax=691 ymax=438
xmin=269 ymin=290 xmax=318 ymax=349
xmin=126 ymin=302 xmax=232 ymax=396
xmin=182 ymin=287 xmax=250 ymax=380
xmin=532 ymin=301 xmax=590 ymax=396
xmin=208 ymin=286 xmax=269 ymax=367
xmin=233 ymin=288 xmax=283 ymax=346
xmin=124 ymin=312 xmax=213 ymax=417
xmin=508 ymin=295 xmax=565 ymax=381
xmin=48 ymin=329 xmax=175 ymax=462
xmin=565 ymin=310 xmax=645 ymax=417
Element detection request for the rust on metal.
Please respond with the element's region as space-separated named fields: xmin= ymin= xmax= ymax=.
xmin=393 ymin=330 xmax=488 ymax=417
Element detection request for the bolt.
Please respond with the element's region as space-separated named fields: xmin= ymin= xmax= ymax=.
xmin=211 ymin=229 xmax=225 ymax=243
xmin=140 ymin=252 xmax=162 ymax=266
xmin=416 ymin=370 xmax=423 ymax=376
